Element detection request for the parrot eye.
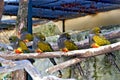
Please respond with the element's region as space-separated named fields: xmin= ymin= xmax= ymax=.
xmin=99 ymin=30 xmax=101 ymax=33
xmin=9 ymin=38 xmax=12 ymax=41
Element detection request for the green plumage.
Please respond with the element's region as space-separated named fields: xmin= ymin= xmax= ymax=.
xmin=20 ymin=27 xmax=33 ymax=41
xmin=34 ymin=33 xmax=62 ymax=77
xmin=37 ymin=41 xmax=53 ymax=52
xmin=91 ymin=27 xmax=120 ymax=72
xmin=64 ymin=40 xmax=78 ymax=50
xmin=9 ymin=36 xmax=29 ymax=53
xmin=57 ymin=33 xmax=78 ymax=50
xmin=57 ymin=33 xmax=84 ymax=76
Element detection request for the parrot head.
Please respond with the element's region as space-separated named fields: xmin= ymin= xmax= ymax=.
xmin=92 ymin=27 xmax=101 ymax=35
xmin=58 ymin=33 xmax=74 ymax=52
xmin=20 ymin=27 xmax=33 ymax=42
xmin=36 ymin=33 xmax=46 ymax=41
xmin=60 ymin=32 xmax=71 ymax=40
xmin=9 ymin=36 xmax=19 ymax=43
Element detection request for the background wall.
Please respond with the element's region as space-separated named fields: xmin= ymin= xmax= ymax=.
xmin=55 ymin=9 xmax=120 ymax=32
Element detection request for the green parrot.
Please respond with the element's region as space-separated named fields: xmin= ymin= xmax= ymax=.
xmin=57 ymin=33 xmax=84 ymax=76
xmin=33 ymin=33 xmax=62 ymax=77
xmin=20 ymin=27 xmax=33 ymax=43
xmin=90 ymin=27 xmax=120 ymax=72
xmin=9 ymin=36 xmax=30 ymax=53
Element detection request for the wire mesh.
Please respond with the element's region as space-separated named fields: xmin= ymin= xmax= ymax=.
xmin=0 ymin=28 xmax=16 ymax=44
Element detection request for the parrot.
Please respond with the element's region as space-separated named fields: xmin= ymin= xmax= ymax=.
xmin=9 ymin=36 xmax=35 ymax=63
xmin=33 ymin=33 xmax=62 ymax=78
xmin=90 ymin=27 xmax=120 ymax=72
xmin=57 ymin=33 xmax=84 ymax=76
xmin=9 ymin=36 xmax=30 ymax=54
xmin=20 ymin=27 xmax=33 ymax=43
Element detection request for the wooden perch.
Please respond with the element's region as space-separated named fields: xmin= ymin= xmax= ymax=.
xmin=0 ymin=42 xmax=119 ymax=60
xmin=0 ymin=58 xmax=42 ymax=80
xmin=0 ymin=42 xmax=119 ymax=79
xmin=0 ymin=59 xmax=75 ymax=80
xmin=46 ymin=41 xmax=120 ymax=74
xmin=46 ymin=58 xmax=85 ymax=74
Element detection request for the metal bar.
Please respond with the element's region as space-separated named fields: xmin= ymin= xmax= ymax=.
xmin=62 ymin=19 xmax=65 ymax=32
xmin=27 ymin=0 xmax=32 ymax=34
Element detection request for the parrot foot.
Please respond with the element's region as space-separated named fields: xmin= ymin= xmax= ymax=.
xmin=35 ymin=49 xmax=43 ymax=53
xmin=61 ymin=48 xmax=69 ymax=52
xmin=23 ymin=39 xmax=29 ymax=43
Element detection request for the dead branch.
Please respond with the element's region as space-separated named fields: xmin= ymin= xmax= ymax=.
xmin=0 ymin=59 xmax=42 ymax=80
xmin=0 ymin=42 xmax=119 ymax=60
xmin=0 ymin=58 xmax=75 ymax=80
xmin=46 ymin=58 xmax=85 ymax=74
xmin=46 ymin=41 xmax=120 ymax=74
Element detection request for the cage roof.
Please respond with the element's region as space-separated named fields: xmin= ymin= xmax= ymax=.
xmin=3 ymin=0 xmax=120 ymax=20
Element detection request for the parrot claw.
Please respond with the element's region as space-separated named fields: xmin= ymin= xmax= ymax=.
xmin=62 ymin=48 xmax=69 ymax=52
xmin=23 ymin=39 xmax=29 ymax=43
xmin=35 ymin=49 xmax=43 ymax=53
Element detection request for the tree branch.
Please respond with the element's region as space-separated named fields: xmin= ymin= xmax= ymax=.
xmin=0 ymin=59 xmax=75 ymax=80
xmin=46 ymin=42 xmax=120 ymax=74
xmin=46 ymin=58 xmax=85 ymax=74
xmin=0 ymin=42 xmax=119 ymax=60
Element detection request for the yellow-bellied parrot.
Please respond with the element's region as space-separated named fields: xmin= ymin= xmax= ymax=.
xmin=90 ymin=27 xmax=120 ymax=72
xmin=57 ymin=33 xmax=84 ymax=76
xmin=33 ymin=33 xmax=62 ymax=77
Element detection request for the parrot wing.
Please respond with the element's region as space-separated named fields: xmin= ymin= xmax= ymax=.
xmin=37 ymin=41 xmax=53 ymax=52
xmin=92 ymin=35 xmax=110 ymax=46
xmin=19 ymin=41 xmax=29 ymax=51
xmin=21 ymin=32 xmax=33 ymax=42
xmin=64 ymin=40 xmax=78 ymax=50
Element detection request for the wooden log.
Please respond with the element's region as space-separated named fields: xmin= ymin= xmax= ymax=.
xmin=46 ymin=41 xmax=120 ymax=74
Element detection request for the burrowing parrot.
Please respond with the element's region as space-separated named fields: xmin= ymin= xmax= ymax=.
xmin=33 ymin=33 xmax=62 ymax=77
xmin=90 ymin=27 xmax=120 ymax=72
xmin=57 ymin=33 xmax=84 ymax=76
xmin=9 ymin=36 xmax=30 ymax=54
xmin=20 ymin=27 xmax=33 ymax=43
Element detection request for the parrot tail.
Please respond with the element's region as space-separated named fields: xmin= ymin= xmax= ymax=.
xmin=49 ymin=58 xmax=62 ymax=78
xmin=105 ymin=53 xmax=120 ymax=72
xmin=75 ymin=63 xmax=84 ymax=76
